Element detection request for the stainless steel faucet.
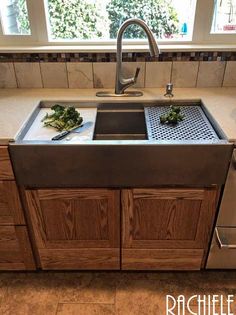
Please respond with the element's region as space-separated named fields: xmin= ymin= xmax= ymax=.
xmin=96 ymin=18 xmax=159 ymax=97
xmin=115 ymin=18 xmax=159 ymax=95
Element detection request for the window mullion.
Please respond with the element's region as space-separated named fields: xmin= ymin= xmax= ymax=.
xmin=0 ymin=19 xmax=3 ymax=36
xmin=26 ymin=0 xmax=48 ymax=43
xmin=192 ymin=0 xmax=214 ymax=44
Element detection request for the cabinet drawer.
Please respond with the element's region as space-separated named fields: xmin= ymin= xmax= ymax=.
xmin=0 ymin=225 xmax=35 ymax=270
xmin=0 ymin=181 xmax=25 ymax=225
xmin=0 ymin=147 xmax=14 ymax=180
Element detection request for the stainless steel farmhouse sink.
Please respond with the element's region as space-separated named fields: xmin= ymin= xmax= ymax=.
xmin=94 ymin=103 xmax=147 ymax=140
xmin=9 ymin=100 xmax=233 ymax=188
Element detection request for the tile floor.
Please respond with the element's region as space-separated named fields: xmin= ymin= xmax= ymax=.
xmin=0 ymin=271 xmax=236 ymax=315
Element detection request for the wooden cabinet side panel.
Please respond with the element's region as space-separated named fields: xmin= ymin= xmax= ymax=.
xmin=0 ymin=147 xmax=14 ymax=180
xmin=0 ymin=226 xmax=35 ymax=270
xmin=0 ymin=181 xmax=25 ymax=225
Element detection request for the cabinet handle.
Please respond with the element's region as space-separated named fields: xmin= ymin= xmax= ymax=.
xmin=215 ymin=227 xmax=236 ymax=249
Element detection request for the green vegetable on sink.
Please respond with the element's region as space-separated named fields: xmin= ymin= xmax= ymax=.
xmin=160 ymin=105 xmax=184 ymax=125
xmin=41 ymin=104 xmax=83 ymax=131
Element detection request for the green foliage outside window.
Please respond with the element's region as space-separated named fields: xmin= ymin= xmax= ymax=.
xmin=106 ymin=0 xmax=179 ymax=39
xmin=47 ymin=0 xmax=103 ymax=39
xmin=15 ymin=0 xmax=30 ymax=34
xmin=14 ymin=0 xmax=179 ymax=39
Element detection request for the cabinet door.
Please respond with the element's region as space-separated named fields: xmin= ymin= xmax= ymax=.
xmin=122 ymin=188 xmax=218 ymax=270
xmin=25 ymin=189 xmax=120 ymax=270
xmin=0 ymin=181 xmax=25 ymax=225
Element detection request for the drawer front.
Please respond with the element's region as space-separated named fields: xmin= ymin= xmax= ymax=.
xmin=0 ymin=147 xmax=14 ymax=180
xmin=0 ymin=181 xmax=25 ymax=225
xmin=207 ymin=227 xmax=236 ymax=269
xmin=0 ymin=225 xmax=35 ymax=270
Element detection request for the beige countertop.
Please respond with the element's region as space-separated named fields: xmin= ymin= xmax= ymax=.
xmin=0 ymin=87 xmax=236 ymax=145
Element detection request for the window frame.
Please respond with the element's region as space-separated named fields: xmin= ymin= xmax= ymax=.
xmin=0 ymin=0 xmax=235 ymax=49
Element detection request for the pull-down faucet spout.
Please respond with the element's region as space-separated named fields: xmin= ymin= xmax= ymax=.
xmin=96 ymin=18 xmax=159 ymax=97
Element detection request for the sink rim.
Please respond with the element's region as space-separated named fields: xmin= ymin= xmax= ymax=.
xmin=14 ymin=99 xmax=229 ymax=144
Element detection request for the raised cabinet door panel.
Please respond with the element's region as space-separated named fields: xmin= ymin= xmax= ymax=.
xmin=0 ymin=226 xmax=35 ymax=270
xmin=0 ymin=147 xmax=14 ymax=180
xmin=0 ymin=181 xmax=25 ymax=225
xmin=122 ymin=188 xmax=218 ymax=270
xmin=25 ymin=189 xmax=120 ymax=270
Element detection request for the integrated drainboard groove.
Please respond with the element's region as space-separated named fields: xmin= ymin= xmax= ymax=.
xmin=144 ymin=106 xmax=219 ymax=141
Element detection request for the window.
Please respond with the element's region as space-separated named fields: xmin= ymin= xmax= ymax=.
xmin=211 ymin=0 xmax=236 ymax=33
xmin=45 ymin=0 xmax=197 ymax=41
xmin=0 ymin=0 xmax=31 ymax=35
xmin=0 ymin=0 xmax=235 ymax=47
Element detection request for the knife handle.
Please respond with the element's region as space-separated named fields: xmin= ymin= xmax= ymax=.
xmin=52 ymin=130 xmax=70 ymax=141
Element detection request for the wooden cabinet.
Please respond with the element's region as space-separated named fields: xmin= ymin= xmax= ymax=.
xmin=122 ymin=188 xmax=218 ymax=270
xmin=0 ymin=146 xmax=14 ymax=180
xmin=0 ymin=181 xmax=25 ymax=225
xmin=0 ymin=146 xmax=35 ymax=270
xmin=24 ymin=187 xmax=218 ymax=271
xmin=25 ymin=189 xmax=120 ymax=270
xmin=0 ymin=225 xmax=35 ymax=270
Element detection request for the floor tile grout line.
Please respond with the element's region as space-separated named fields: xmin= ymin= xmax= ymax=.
xmin=55 ymin=302 xmax=60 ymax=315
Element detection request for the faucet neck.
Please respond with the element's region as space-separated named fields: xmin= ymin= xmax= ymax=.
xmin=115 ymin=18 xmax=159 ymax=95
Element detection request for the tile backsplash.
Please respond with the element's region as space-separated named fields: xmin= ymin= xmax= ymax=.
xmin=197 ymin=61 xmax=226 ymax=88
xmin=172 ymin=61 xmax=199 ymax=88
xmin=14 ymin=62 xmax=43 ymax=88
xmin=0 ymin=51 xmax=236 ymax=88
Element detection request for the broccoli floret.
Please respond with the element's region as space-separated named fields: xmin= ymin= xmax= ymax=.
xmin=42 ymin=104 xmax=83 ymax=131
xmin=51 ymin=104 xmax=65 ymax=112
xmin=160 ymin=106 xmax=184 ymax=125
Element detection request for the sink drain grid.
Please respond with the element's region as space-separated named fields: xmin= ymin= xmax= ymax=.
xmin=144 ymin=105 xmax=219 ymax=141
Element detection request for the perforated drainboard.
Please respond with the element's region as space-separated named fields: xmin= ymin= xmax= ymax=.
xmin=144 ymin=105 xmax=219 ymax=141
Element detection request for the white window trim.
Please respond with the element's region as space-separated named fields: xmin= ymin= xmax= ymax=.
xmin=0 ymin=0 xmax=236 ymax=51
xmin=192 ymin=0 xmax=236 ymax=44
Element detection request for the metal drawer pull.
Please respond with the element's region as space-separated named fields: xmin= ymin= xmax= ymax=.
xmin=215 ymin=227 xmax=236 ymax=249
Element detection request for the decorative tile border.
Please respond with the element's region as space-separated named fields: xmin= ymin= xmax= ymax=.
xmin=1 ymin=58 xmax=236 ymax=89
xmin=1 ymin=51 xmax=236 ymax=62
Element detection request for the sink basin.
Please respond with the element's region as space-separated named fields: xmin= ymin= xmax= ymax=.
xmin=94 ymin=103 xmax=147 ymax=140
xmin=9 ymin=100 xmax=233 ymax=188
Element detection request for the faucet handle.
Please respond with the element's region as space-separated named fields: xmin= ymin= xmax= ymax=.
xmin=134 ymin=67 xmax=140 ymax=83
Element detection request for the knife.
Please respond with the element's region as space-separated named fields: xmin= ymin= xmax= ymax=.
xmin=51 ymin=121 xmax=93 ymax=141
